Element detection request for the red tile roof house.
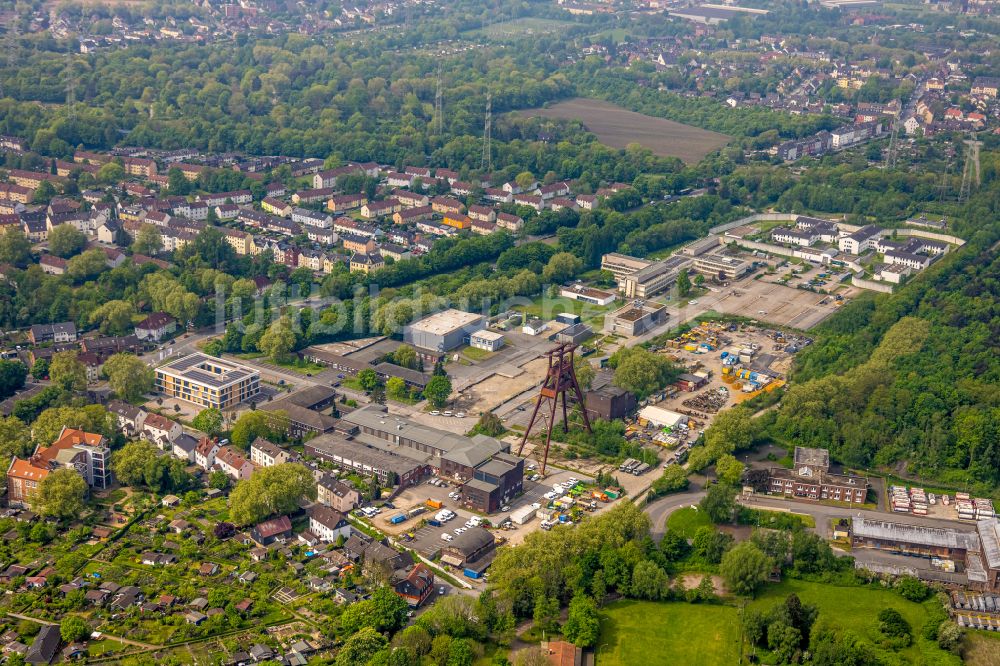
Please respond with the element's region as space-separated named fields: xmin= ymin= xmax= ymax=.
xmin=134 ymin=311 xmax=176 ymax=341
xmin=39 ymin=254 xmax=68 ymax=275
xmin=142 ymin=413 xmax=183 ymax=448
xmin=250 ymin=515 xmax=293 ymax=546
xmin=393 ymin=564 xmax=435 ymax=607
xmin=214 ymin=445 xmax=256 ymax=481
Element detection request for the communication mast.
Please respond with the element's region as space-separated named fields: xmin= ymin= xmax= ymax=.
xmin=481 ymin=90 xmax=492 ymax=174
xmin=434 ymin=64 xmax=443 ymax=136
xmin=959 ymin=132 xmax=982 ymax=204
xmin=516 ymin=343 xmax=592 ymax=474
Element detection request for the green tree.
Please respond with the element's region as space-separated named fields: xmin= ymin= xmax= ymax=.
xmin=386 ymin=377 xmax=408 ymax=401
xmin=67 ymin=248 xmax=108 ymax=280
xmin=32 ymin=180 xmax=56 ymax=204
xmin=258 ymin=316 xmax=297 ymax=362
xmin=336 ymin=626 xmax=388 ymax=666
xmin=132 ymin=223 xmax=163 ymax=256
xmin=97 ymin=162 xmax=123 ymax=183
xmin=424 ymin=375 xmax=452 ymax=409
xmin=470 ymin=412 xmax=505 ymax=438
xmin=676 ymin=268 xmax=692 ymax=297
xmin=209 ymin=470 xmax=230 ymax=490
xmin=102 ymin=353 xmax=154 ymax=402
xmin=111 ymin=441 xmax=158 ymax=488
xmin=532 ymin=595 xmax=559 ymax=633
xmin=767 ymin=621 xmax=801 ymax=664
xmin=714 ymin=453 xmax=745 ymax=486
xmin=0 ymin=359 xmax=27 ymax=399
xmin=515 ymin=172 xmax=536 ymax=191
xmin=611 ymin=347 xmax=679 ymax=399
xmin=0 ymin=416 xmax=30 ymax=459
xmin=392 ymin=344 xmax=418 ymax=369
xmin=700 ymin=483 xmax=737 ymax=523
xmin=230 ymin=411 xmax=286 ymax=449
xmin=30 ymin=357 xmax=49 ymax=381
xmin=49 ymin=351 xmax=87 ymax=392
xmin=192 ymin=408 xmax=224 ymax=436
xmin=705 ymin=407 xmax=756 ymax=454
xmin=228 ymin=463 xmax=316 ymax=525
xmin=48 ymin=224 xmax=87 ymax=258
xmin=650 ymin=465 xmax=689 ymax=496
xmin=341 ymin=586 xmax=410 ymax=635
xmin=877 ymin=608 xmax=911 ymax=645
xmin=692 ymin=526 xmax=734 ymax=564
xmin=60 ymin=615 xmax=89 ymax=643
xmin=34 ymin=468 xmax=88 ymax=520
xmin=31 ymin=405 xmax=111 ymax=444
xmin=720 ymin=541 xmax=771 ymax=598
xmin=357 ymin=368 xmax=381 ymax=392
xmin=574 ymin=357 xmax=595 ymax=390
xmin=629 ymin=560 xmax=669 ymax=600
xmin=542 ymin=251 xmax=583 ymax=284
xmin=562 ymin=594 xmax=600 ymax=647
xmin=0 ymin=230 xmax=32 ymax=267
xmin=88 ymin=300 xmax=135 ymax=335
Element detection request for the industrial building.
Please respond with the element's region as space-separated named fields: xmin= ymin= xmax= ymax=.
xmin=603 ymin=301 xmax=668 ymax=337
xmin=585 ymin=385 xmax=637 ymax=421
xmin=469 ymin=329 xmax=505 ymax=352
xmin=304 ymin=432 xmax=429 ymax=488
xmin=766 ymin=446 xmax=868 ymax=504
xmin=461 ymin=452 xmax=524 ymax=513
xmin=620 ymin=255 xmax=690 ymax=298
xmin=692 ymin=254 xmax=752 ymax=280
xmin=600 ymin=253 xmax=652 ymax=281
xmin=403 ymin=309 xmax=487 ymax=353
xmin=155 ymin=353 xmax=260 ymax=409
xmin=559 ymin=283 xmax=617 ymax=306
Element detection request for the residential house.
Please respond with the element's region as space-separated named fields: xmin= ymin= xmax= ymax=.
xmin=326 ymin=193 xmax=367 ymax=213
xmin=360 ymin=199 xmax=401 ymax=220
xmin=378 ymin=243 xmax=411 ymax=262
xmin=108 ymin=400 xmax=147 ymax=437
xmin=214 ymin=445 xmax=255 ymax=481
xmin=496 ymin=212 xmax=523 ymax=232
xmin=28 ymin=322 xmax=77 ymax=344
xmin=250 ymin=515 xmax=293 ymax=546
xmin=392 ymin=205 xmax=434 ymax=225
xmin=194 ymin=437 xmax=222 ymax=470
xmin=134 ymin=312 xmax=176 ymax=342
xmin=350 ymin=252 xmax=384 ymax=274
xmin=308 ymin=505 xmax=351 ymax=543
xmin=142 ymin=413 xmax=183 ymax=448
xmin=431 ymin=197 xmax=464 ymax=214
xmin=249 ymin=438 xmax=290 ymax=468
xmin=394 ymin=564 xmax=434 ymax=607
xmin=39 ymin=255 xmax=67 ymax=275
xmin=317 ymin=474 xmax=361 ymax=513
xmin=262 ymin=197 xmax=292 ymax=217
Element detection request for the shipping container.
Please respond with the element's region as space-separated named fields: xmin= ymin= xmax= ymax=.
xmin=426 ymin=499 xmax=443 ymax=509
xmin=390 ymin=514 xmax=407 ymax=525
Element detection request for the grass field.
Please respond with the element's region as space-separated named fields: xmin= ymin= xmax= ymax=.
xmin=965 ymin=631 xmax=1000 ymax=666
xmin=597 ymin=581 xmax=961 ymax=666
xmin=597 ymin=600 xmax=740 ymax=666
xmin=521 ymin=294 xmax=618 ymax=328
xmin=524 ymin=98 xmax=730 ymax=164
xmin=665 ymin=506 xmax=712 ymax=538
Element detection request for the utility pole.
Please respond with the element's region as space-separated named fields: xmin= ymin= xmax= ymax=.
xmin=959 ymin=132 xmax=982 ymax=204
xmin=481 ymin=90 xmax=492 ymax=174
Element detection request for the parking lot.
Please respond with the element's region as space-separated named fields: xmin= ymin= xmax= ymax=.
xmin=374 ymin=465 xmax=597 ymax=552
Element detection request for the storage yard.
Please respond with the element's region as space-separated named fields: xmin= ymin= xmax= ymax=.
xmin=889 ymin=485 xmax=995 ymax=521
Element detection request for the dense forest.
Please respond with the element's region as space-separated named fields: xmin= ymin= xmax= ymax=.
xmin=758 ymin=150 xmax=1000 ymax=490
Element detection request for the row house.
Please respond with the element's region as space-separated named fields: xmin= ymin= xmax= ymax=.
xmin=298 ymin=249 xmax=324 ymax=271
xmin=0 ymin=135 xmax=27 ymax=153
xmin=392 ymin=205 xmax=434 ymax=225
xmin=326 ymin=193 xmax=367 ymax=213
xmin=431 ymin=196 xmax=464 ymax=214
xmin=124 ymin=157 xmax=157 ymax=177
xmin=292 ymin=208 xmax=332 ymax=228
xmin=334 ymin=218 xmax=378 ymax=238
xmin=264 ymin=182 xmax=286 ymax=198
xmin=537 ymin=182 xmax=571 ymax=199
xmin=215 ymin=204 xmax=239 ymax=220
xmin=416 ymin=220 xmax=458 ymax=237
xmin=293 ymin=187 xmax=335 ymax=204
xmin=349 ymin=252 xmax=384 ymax=274
xmin=317 ymin=473 xmax=360 ymax=513
xmin=224 ymin=229 xmax=253 ymax=255
xmin=404 ymin=166 xmax=432 ymax=178
xmin=467 ymin=204 xmax=496 ymax=223
xmin=450 ymin=181 xmax=474 ymax=197
xmin=175 ymin=163 xmax=205 ymax=181
xmin=262 ymin=197 xmax=292 ymax=217
xmin=250 ymin=437 xmax=291 ymax=468
xmin=7 ymin=169 xmax=61 ymax=189
xmin=513 ymin=194 xmax=544 ymax=211
xmin=340 ymin=234 xmax=374 ymax=260
xmin=442 ymin=212 xmax=472 ymax=230
xmin=435 ymin=168 xmax=459 ymax=184
xmin=360 ymin=199 xmax=401 ymax=219
xmin=55 ymin=160 xmax=99 ymax=177
xmin=73 ymin=150 xmax=110 ymax=165
xmin=312 ymin=165 xmax=364 ymax=189
xmin=484 ymin=188 xmax=511 ymax=204
xmin=379 ymin=243 xmax=411 ymax=262
xmin=548 ymin=197 xmax=578 ymax=212
xmin=470 ymin=219 xmax=497 ymax=235
xmin=392 ymin=189 xmax=429 ymax=208
xmin=305 ymin=226 xmax=337 ymax=245
xmin=0 ymin=183 xmax=34 ymax=204
xmin=197 ymin=190 xmax=251 ymax=206
xmin=385 ymin=172 xmax=414 ymax=188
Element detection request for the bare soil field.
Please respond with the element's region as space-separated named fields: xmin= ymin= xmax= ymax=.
xmin=523 ymin=98 xmax=730 ymax=163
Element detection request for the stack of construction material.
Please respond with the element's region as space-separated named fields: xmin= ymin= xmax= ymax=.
xmin=975 ymin=498 xmax=995 ymax=519
xmin=956 ymin=494 xmax=976 ymax=520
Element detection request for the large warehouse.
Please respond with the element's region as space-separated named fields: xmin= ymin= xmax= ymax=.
xmin=403 ymin=309 xmax=487 ymax=353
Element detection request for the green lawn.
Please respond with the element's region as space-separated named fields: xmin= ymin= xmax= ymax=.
xmin=597 ymin=600 xmax=740 ymax=666
xmin=460 ymin=345 xmax=493 ymax=362
xmin=521 ymin=294 xmax=618 ymax=328
xmin=272 ymin=357 xmax=327 ymax=375
xmin=597 ymin=581 xmax=960 ymax=666
xmin=665 ymin=506 xmax=712 ymax=538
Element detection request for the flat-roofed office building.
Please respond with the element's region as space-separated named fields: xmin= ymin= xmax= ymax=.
xmin=155 ymin=353 xmax=260 ymax=409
